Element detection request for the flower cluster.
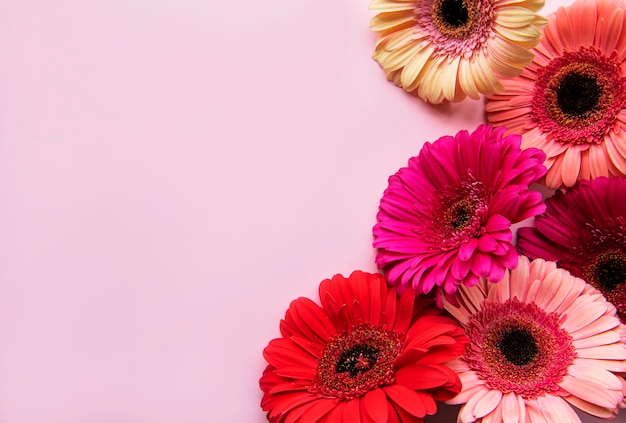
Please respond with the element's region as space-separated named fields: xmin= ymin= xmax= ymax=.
xmin=259 ymin=0 xmax=626 ymax=422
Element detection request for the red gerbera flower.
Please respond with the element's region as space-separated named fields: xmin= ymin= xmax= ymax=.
xmin=373 ymin=125 xmax=546 ymax=306
xmin=517 ymin=176 xmax=626 ymax=323
xmin=259 ymin=271 xmax=468 ymax=423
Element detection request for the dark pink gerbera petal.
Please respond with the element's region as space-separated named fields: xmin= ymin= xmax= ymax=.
xmin=518 ymin=176 xmax=626 ymax=323
xmin=373 ymin=124 xmax=546 ymax=306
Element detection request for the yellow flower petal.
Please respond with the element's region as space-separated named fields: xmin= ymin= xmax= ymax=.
xmin=369 ymin=0 xmax=416 ymax=12
xmin=401 ymin=45 xmax=435 ymax=92
xmin=370 ymin=12 xmax=415 ymax=33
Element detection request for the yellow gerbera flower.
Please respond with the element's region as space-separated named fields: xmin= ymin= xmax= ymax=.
xmin=370 ymin=0 xmax=547 ymax=103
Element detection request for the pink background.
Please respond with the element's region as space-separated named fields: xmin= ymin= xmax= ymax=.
xmin=0 ymin=0 xmax=621 ymax=421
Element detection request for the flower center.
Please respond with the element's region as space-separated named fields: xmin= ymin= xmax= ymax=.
xmin=595 ymin=252 xmax=626 ymax=292
xmin=311 ymin=324 xmax=402 ymax=399
xmin=336 ymin=345 xmax=379 ymax=377
xmin=436 ymin=0 xmax=469 ymax=29
xmin=556 ymin=73 xmax=600 ymax=117
xmin=431 ymin=0 xmax=476 ymax=39
xmin=446 ymin=199 xmax=475 ymax=230
xmin=497 ymin=328 xmax=538 ymax=366
xmin=583 ymin=250 xmax=626 ymax=296
xmin=532 ymin=47 xmax=626 ymax=145
xmin=464 ymin=298 xmax=575 ymax=398
xmin=417 ymin=0 xmax=495 ymax=58
xmin=429 ymin=176 xmax=486 ymax=246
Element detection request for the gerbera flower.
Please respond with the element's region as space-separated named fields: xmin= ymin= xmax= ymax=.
xmin=443 ymin=256 xmax=626 ymax=422
xmin=259 ymin=271 xmax=468 ymax=423
xmin=517 ymin=176 xmax=626 ymax=323
xmin=369 ymin=0 xmax=546 ymax=103
xmin=485 ymin=0 xmax=626 ymax=189
xmin=373 ymin=125 xmax=546 ymax=306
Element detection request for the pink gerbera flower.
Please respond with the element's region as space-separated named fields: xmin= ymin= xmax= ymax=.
xmin=373 ymin=125 xmax=546 ymax=306
xmin=486 ymin=0 xmax=626 ymax=189
xmin=260 ymin=271 xmax=468 ymax=423
xmin=518 ymin=177 xmax=626 ymax=323
xmin=444 ymin=256 xmax=626 ymax=422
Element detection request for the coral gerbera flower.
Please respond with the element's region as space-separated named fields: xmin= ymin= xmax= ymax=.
xmin=443 ymin=256 xmax=626 ymax=422
xmin=485 ymin=0 xmax=626 ymax=189
xmin=517 ymin=177 xmax=626 ymax=323
xmin=369 ymin=0 xmax=546 ymax=103
xmin=259 ymin=271 xmax=468 ymax=423
xmin=373 ymin=125 xmax=546 ymax=306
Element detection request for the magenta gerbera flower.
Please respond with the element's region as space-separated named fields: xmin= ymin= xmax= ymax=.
xmin=518 ymin=176 xmax=626 ymax=323
xmin=373 ymin=125 xmax=546 ymax=306
xmin=444 ymin=256 xmax=626 ymax=422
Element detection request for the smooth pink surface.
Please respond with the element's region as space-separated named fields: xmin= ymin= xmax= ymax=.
xmin=0 ymin=0 xmax=621 ymax=422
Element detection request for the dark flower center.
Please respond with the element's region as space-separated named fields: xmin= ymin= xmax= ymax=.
xmin=556 ymin=73 xmax=601 ymax=117
xmin=532 ymin=46 xmax=626 ymax=144
xmin=566 ymin=229 xmax=626 ymax=321
xmin=464 ymin=299 xmax=575 ymax=398
xmin=431 ymin=177 xmax=486 ymax=246
xmin=420 ymin=0 xmax=494 ymax=56
xmin=497 ymin=328 xmax=538 ymax=366
xmin=311 ymin=324 xmax=402 ymax=399
xmin=430 ymin=0 xmax=483 ymax=40
xmin=439 ymin=0 xmax=469 ymax=28
xmin=597 ymin=255 xmax=626 ymax=291
xmin=336 ymin=345 xmax=379 ymax=377
xmin=447 ymin=199 xmax=474 ymax=230
xmin=587 ymin=251 xmax=626 ymax=292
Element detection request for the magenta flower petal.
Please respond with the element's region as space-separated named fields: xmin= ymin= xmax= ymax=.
xmin=373 ymin=125 xmax=546 ymax=305
xmin=485 ymin=215 xmax=511 ymax=233
xmin=459 ymin=239 xmax=479 ymax=262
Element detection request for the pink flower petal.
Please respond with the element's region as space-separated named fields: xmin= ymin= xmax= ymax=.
xmin=563 ymin=395 xmax=616 ymax=419
xmin=501 ymin=392 xmax=520 ymax=423
xmin=567 ymin=363 xmax=624 ymax=390
xmin=559 ymin=374 xmax=623 ymax=409
xmin=473 ymin=389 xmax=503 ymax=418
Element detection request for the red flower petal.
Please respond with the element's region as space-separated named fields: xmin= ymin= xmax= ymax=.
xmin=282 ymin=297 xmax=336 ymax=342
xmin=393 ymin=286 xmax=415 ymax=333
xmin=362 ymin=388 xmax=389 ymax=423
xmin=383 ymin=385 xmax=427 ymax=417
xmin=395 ymin=364 xmax=460 ymax=391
